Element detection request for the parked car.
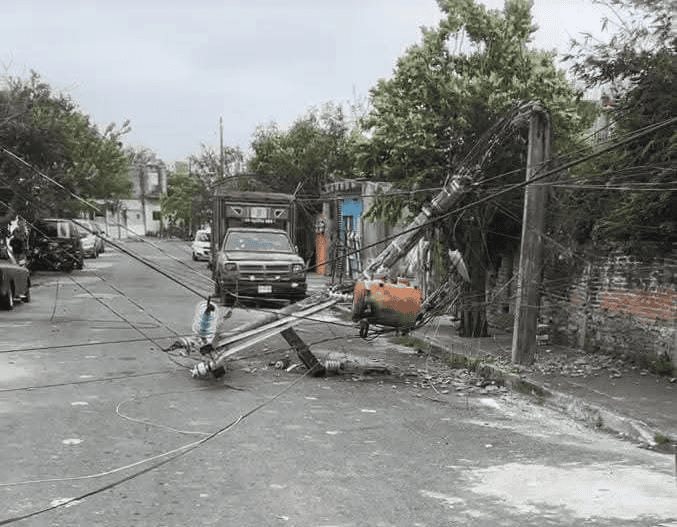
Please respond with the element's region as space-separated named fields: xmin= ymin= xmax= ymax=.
xmin=28 ymin=218 xmax=84 ymax=271
xmin=214 ymin=227 xmax=306 ymax=304
xmin=192 ymin=229 xmax=211 ymax=262
xmin=0 ymin=243 xmax=30 ymax=310
xmin=73 ymin=220 xmax=102 ymax=258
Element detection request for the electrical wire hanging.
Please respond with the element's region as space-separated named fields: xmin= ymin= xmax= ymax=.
xmin=0 ymin=367 xmax=314 ymax=526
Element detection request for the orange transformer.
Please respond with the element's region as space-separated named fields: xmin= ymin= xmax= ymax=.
xmin=352 ymin=278 xmax=422 ymax=337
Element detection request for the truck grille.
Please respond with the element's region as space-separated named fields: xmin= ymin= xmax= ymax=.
xmin=238 ymin=264 xmax=264 ymax=273
xmin=237 ymin=263 xmax=290 ymax=279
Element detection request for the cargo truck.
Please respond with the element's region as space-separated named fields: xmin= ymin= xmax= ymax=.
xmin=211 ymin=190 xmax=306 ymax=304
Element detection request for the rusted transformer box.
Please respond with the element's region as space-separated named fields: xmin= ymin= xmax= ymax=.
xmin=352 ymin=278 xmax=423 ymax=335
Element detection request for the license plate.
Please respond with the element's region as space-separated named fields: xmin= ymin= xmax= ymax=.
xmin=258 ymin=285 xmax=272 ymax=294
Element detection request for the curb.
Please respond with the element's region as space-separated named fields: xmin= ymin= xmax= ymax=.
xmin=422 ymin=339 xmax=673 ymax=451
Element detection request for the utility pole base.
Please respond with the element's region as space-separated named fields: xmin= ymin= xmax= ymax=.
xmin=281 ymin=327 xmax=325 ymax=376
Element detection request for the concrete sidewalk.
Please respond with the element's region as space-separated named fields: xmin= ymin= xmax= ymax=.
xmin=413 ymin=321 xmax=677 ymax=450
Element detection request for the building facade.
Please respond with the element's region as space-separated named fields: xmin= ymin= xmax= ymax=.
xmin=95 ymin=160 xmax=167 ymax=239
xmin=316 ymin=179 xmax=408 ymax=281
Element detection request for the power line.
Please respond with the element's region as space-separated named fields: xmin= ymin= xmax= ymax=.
xmin=0 ymin=370 xmax=174 ymax=393
xmin=0 ymin=367 xmax=314 ymax=526
xmin=0 ymin=146 xmax=216 ymax=286
xmin=0 ymin=333 xmax=196 ymax=355
xmin=306 ymin=116 xmax=677 ymax=275
xmin=0 ymin=179 xmax=212 ymax=299
xmin=0 ymin=209 xmax=189 ymax=344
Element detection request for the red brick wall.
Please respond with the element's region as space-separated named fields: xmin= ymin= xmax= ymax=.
xmin=599 ymin=290 xmax=674 ymax=321
xmin=486 ymin=245 xmax=676 ymax=364
xmin=549 ymin=247 xmax=676 ymax=363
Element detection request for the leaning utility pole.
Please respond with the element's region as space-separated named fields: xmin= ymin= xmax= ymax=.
xmin=512 ymin=107 xmax=551 ymax=365
xmin=219 ymin=116 xmax=225 ymax=180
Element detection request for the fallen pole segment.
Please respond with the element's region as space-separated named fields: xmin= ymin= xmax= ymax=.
xmin=191 ymin=295 xmax=339 ymax=378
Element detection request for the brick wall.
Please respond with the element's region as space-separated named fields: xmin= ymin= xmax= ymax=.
xmin=486 ymin=244 xmax=676 ymax=365
xmin=552 ymin=247 xmax=676 ymax=363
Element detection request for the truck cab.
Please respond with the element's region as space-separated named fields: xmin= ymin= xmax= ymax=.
xmin=214 ymin=227 xmax=306 ymax=304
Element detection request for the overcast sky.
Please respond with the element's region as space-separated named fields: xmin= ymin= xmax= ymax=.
xmin=1 ymin=1 xmax=610 ymax=163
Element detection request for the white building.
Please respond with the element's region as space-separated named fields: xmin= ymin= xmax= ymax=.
xmin=95 ymin=161 xmax=167 ymax=239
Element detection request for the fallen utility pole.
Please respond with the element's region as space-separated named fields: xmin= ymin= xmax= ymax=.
xmin=362 ymin=101 xmax=537 ymax=278
xmin=512 ymin=107 xmax=551 ymax=365
xmin=190 ymin=295 xmax=338 ymax=378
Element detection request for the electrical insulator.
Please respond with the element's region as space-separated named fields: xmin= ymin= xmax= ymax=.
xmin=192 ymin=298 xmax=219 ymax=343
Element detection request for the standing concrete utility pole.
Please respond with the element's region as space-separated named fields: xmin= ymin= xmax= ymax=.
xmin=512 ymin=107 xmax=551 ymax=365
xmin=219 ymin=116 xmax=225 ymax=180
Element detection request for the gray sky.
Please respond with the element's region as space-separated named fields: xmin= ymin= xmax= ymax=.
xmin=1 ymin=1 xmax=609 ymax=163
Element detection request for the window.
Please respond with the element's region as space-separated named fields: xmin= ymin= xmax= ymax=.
xmin=224 ymin=231 xmax=292 ymax=253
xmin=152 ymin=211 xmax=162 ymax=221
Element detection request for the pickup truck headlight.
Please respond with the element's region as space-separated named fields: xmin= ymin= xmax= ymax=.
xmin=291 ymin=264 xmax=304 ymax=274
xmin=224 ymin=263 xmax=237 ymax=272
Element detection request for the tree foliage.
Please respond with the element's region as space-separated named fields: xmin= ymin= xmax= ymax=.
xmin=161 ymin=167 xmax=200 ymax=231
xmin=0 ymin=72 xmax=131 ymax=223
xmin=249 ymin=103 xmax=358 ymax=196
xmin=358 ymin=0 xmax=586 ymax=335
xmin=563 ymin=0 xmax=676 ymax=245
xmin=162 ymin=144 xmax=246 ymax=234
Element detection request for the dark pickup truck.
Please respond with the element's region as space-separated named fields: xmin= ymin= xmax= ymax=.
xmin=214 ymin=227 xmax=306 ymax=304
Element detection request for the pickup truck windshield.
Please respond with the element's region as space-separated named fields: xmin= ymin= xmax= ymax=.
xmin=224 ymin=232 xmax=292 ymax=252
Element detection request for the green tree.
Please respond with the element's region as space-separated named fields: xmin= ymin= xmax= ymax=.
xmin=0 ymin=72 xmax=131 ymax=224
xmin=249 ymin=103 xmax=358 ymax=196
xmin=162 ymin=144 xmax=247 ymax=237
xmin=563 ymin=0 xmax=676 ymax=246
xmin=161 ymin=168 xmax=200 ymax=234
xmin=359 ymin=0 xmax=585 ymax=336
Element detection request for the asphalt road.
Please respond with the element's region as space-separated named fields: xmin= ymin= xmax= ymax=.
xmin=1 ymin=240 xmax=676 ymax=527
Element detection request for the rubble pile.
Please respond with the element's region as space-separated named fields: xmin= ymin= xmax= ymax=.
xmin=396 ymin=362 xmax=508 ymax=397
xmin=531 ymin=351 xmax=653 ymax=379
